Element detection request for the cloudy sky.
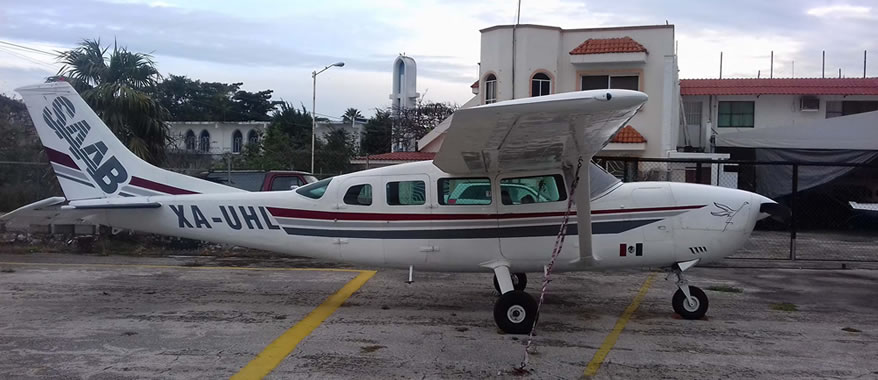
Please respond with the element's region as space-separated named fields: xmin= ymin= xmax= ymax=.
xmin=1 ymin=0 xmax=876 ymax=119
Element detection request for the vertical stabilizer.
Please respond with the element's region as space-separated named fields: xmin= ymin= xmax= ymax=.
xmin=16 ymin=81 xmax=244 ymax=200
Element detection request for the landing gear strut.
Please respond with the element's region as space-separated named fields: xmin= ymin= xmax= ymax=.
xmin=493 ymin=272 xmax=527 ymax=293
xmin=491 ymin=265 xmax=536 ymax=334
xmin=670 ymin=265 xmax=709 ymax=319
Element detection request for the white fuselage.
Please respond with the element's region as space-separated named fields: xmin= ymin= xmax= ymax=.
xmin=94 ymin=161 xmax=767 ymax=273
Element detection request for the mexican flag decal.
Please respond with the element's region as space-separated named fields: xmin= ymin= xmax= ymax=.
xmin=619 ymin=243 xmax=643 ymax=257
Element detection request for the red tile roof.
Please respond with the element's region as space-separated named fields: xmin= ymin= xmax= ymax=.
xmin=471 ymin=80 xmax=479 ymax=88
xmin=610 ymin=126 xmax=646 ymax=144
xmin=569 ymin=37 xmax=647 ymax=55
xmin=680 ymin=78 xmax=878 ymax=96
xmin=361 ymin=152 xmax=436 ymax=161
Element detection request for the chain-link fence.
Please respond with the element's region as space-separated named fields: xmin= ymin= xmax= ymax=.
xmin=594 ymin=156 xmax=878 ymax=262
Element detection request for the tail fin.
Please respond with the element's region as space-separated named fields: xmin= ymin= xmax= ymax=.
xmin=16 ymin=81 xmax=243 ymax=200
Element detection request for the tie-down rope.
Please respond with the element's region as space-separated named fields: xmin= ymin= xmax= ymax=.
xmin=518 ymin=156 xmax=584 ymax=370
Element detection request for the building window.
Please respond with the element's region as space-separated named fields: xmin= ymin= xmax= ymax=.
xmin=232 ymin=130 xmax=243 ymax=153
xmin=247 ymin=130 xmax=259 ymax=146
xmin=343 ymin=184 xmax=373 ymax=206
xmin=184 ymin=130 xmax=196 ymax=151
xmin=531 ymin=73 xmax=551 ymax=97
xmin=718 ymin=101 xmax=755 ymax=128
xmin=826 ymin=101 xmax=878 ymax=118
xmin=199 ymin=130 xmax=211 ymax=153
xmin=484 ymin=74 xmax=497 ymax=104
xmin=386 ymin=180 xmax=425 ymax=205
xmin=581 ymin=75 xmax=639 ymax=91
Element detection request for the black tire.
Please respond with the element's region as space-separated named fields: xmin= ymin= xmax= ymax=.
xmin=493 ymin=290 xmax=537 ymax=334
xmin=493 ymin=272 xmax=528 ymax=293
xmin=672 ymin=286 xmax=709 ymax=320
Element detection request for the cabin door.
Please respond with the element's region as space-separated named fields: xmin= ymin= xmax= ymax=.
xmin=335 ymin=176 xmax=384 ymax=265
xmin=381 ymin=174 xmax=433 ymax=267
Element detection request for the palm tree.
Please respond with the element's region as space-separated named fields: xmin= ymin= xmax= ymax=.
xmin=54 ymin=39 xmax=170 ymax=164
xmin=342 ymin=107 xmax=363 ymax=123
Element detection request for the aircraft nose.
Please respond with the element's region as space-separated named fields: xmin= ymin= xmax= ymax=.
xmin=752 ymin=193 xmax=790 ymax=223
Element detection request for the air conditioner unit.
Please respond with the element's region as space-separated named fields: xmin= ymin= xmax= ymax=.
xmin=800 ymin=96 xmax=820 ymax=112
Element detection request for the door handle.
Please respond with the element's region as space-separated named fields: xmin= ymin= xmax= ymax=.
xmin=419 ymin=246 xmax=438 ymax=252
xmin=335 ymin=238 xmax=349 ymax=245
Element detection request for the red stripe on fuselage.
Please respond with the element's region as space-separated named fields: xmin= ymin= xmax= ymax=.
xmin=129 ymin=176 xmax=199 ymax=195
xmin=268 ymin=205 xmax=705 ymax=221
xmin=44 ymin=147 xmax=80 ymax=170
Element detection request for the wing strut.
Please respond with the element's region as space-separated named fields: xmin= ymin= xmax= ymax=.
xmin=519 ymin=156 xmax=590 ymax=370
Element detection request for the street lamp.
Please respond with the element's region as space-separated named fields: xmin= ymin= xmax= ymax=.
xmin=311 ymin=61 xmax=345 ymax=174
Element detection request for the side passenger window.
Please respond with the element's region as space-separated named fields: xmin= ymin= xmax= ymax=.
xmin=343 ymin=184 xmax=372 ymax=206
xmin=386 ymin=181 xmax=425 ymax=205
xmin=499 ymin=174 xmax=566 ymax=205
xmin=438 ymin=178 xmax=491 ymax=205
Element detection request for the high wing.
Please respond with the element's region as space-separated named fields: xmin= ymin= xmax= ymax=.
xmin=432 ymin=89 xmax=648 ymax=175
xmin=432 ymin=89 xmax=648 ymax=266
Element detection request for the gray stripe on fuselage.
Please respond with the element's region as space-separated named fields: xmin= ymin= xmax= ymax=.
xmin=281 ymin=219 xmax=660 ymax=239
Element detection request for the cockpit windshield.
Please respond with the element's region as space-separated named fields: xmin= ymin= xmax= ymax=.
xmin=296 ymin=177 xmax=332 ymax=199
xmin=590 ymin=163 xmax=621 ymax=198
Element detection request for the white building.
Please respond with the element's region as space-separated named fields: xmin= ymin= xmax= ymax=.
xmin=419 ymin=23 xmax=681 ymax=158
xmin=680 ymin=78 xmax=878 ymax=152
xmin=315 ymin=119 xmax=366 ymax=151
xmin=168 ymin=121 xmax=268 ymax=155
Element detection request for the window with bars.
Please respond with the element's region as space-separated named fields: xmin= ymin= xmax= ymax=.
xmin=199 ymin=130 xmax=211 ymax=152
xmin=232 ymin=130 xmax=243 ymax=153
xmin=717 ymin=101 xmax=755 ymax=128
xmin=581 ymin=75 xmax=639 ymax=91
xmin=484 ymin=74 xmax=497 ymax=104
xmin=531 ymin=73 xmax=551 ymax=97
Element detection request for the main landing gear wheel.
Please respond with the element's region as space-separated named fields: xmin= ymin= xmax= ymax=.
xmin=493 ymin=272 xmax=527 ymax=293
xmin=493 ymin=290 xmax=537 ymax=334
xmin=672 ymin=286 xmax=709 ymax=320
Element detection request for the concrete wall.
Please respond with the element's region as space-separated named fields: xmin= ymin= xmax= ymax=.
xmin=682 ymin=94 xmax=878 ymax=149
xmin=168 ymin=121 xmax=268 ymax=155
xmin=477 ymin=24 xmax=678 ymax=158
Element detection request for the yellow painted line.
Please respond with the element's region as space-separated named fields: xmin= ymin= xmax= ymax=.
xmin=0 ymin=261 xmax=363 ymax=273
xmin=231 ymin=270 xmax=376 ymax=380
xmin=584 ymin=273 xmax=656 ymax=377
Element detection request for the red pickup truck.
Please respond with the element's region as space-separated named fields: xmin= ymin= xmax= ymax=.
xmin=202 ymin=170 xmax=318 ymax=192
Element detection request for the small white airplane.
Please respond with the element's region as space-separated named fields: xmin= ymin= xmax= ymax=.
xmin=4 ymin=82 xmax=784 ymax=334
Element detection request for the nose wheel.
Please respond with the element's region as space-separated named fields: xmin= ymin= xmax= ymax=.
xmin=671 ymin=264 xmax=709 ymax=319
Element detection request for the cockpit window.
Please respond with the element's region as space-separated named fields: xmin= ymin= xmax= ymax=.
xmin=499 ymin=175 xmax=566 ymax=205
xmin=296 ymin=177 xmax=332 ymax=199
xmin=590 ymin=163 xmax=621 ymax=198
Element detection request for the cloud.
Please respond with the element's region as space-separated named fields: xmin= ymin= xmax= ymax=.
xmin=806 ymin=4 xmax=872 ymax=19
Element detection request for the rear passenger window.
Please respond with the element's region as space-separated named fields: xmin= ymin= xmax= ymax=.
xmin=439 ymin=178 xmax=491 ymax=205
xmin=499 ymin=174 xmax=566 ymax=205
xmin=386 ymin=181 xmax=425 ymax=205
xmin=343 ymin=184 xmax=372 ymax=206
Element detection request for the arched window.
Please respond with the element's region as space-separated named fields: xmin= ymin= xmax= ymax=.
xmin=184 ymin=130 xmax=196 ymax=151
xmin=531 ymin=72 xmax=551 ymax=97
xmin=484 ymin=74 xmax=497 ymax=104
xmin=232 ymin=130 xmax=243 ymax=153
xmin=199 ymin=130 xmax=210 ymax=153
xmin=247 ymin=130 xmax=259 ymax=146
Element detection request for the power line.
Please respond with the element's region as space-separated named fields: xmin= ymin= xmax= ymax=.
xmin=0 ymin=46 xmax=58 ymax=69
xmin=0 ymin=40 xmax=57 ymax=56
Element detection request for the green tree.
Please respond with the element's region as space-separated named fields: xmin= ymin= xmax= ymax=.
xmin=316 ymin=128 xmax=354 ymax=174
xmin=55 ymin=39 xmax=169 ymax=164
xmin=244 ymin=102 xmax=314 ymax=170
xmin=156 ymin=75 xmax=278 ymax=121
xmin=342 ymin=107 xmax=363 ymax=123
xmin=361 ymin=109 xmax=392 ymax=155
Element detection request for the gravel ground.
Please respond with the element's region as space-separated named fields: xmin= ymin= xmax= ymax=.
xmin=0 ymin=252 xmax=876 ymax=379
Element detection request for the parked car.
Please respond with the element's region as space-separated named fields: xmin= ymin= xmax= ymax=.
xmin=201 ymin=170 xmax=317 ymax=192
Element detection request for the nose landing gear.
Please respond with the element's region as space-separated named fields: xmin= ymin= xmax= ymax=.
xmin=493 ymin=272 xmax=527 ymax=293
xmin=670 ymin=264 xmax=709 ymax=319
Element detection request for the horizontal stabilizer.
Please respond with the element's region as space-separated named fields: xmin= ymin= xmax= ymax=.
xmin=64 ymin=198 xmax=162 ymax=210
